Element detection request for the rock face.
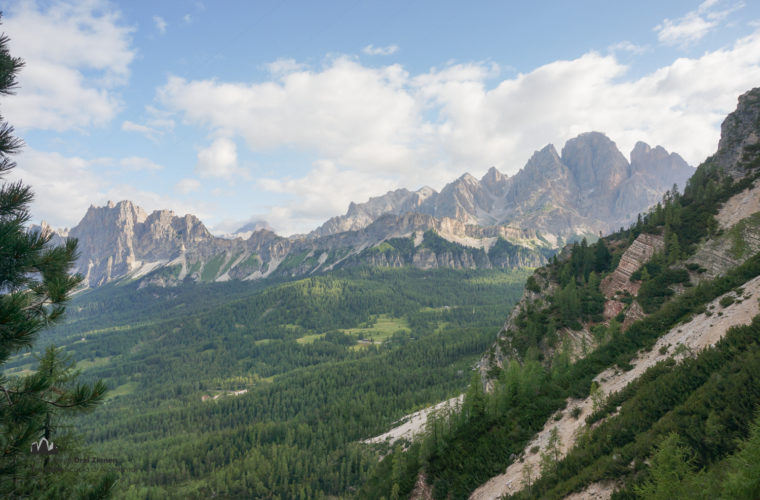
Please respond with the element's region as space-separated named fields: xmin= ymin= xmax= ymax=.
xmin=600 ymin=233 xmax=665 ymax=299
xmin=312 ymin=132 xmax=693 ymax=242
xmin=311 ymin=187 xmax=435 ymax=237
xmin=711 ymin=88 xmax=760 ymax=179
xmin=59 ymin=201 xmax=554 ymax=288
xmin=55 ymin=129 xmax=695 ymax=289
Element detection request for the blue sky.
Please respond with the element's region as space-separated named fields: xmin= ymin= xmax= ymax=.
xmin=3 ymin=0 xmax=760 ymax=235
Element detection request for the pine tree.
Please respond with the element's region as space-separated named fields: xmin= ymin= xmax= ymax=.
xmin=0 ymin=19 xmax=112 ymax=497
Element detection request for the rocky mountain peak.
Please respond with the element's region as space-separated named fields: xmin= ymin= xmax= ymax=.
xmin=714 ymin=87 xmax=760 ymax=179
xmin=481 ymin=166 xmax=509 ymax=196
xmin=630 ymin=140 xmax=652 ymax=157
xmin=521 ymin=144 xmax=565 ymax=180
xmin=561 ymin=132 xmax=628 ymax=192
xmin=415 ymin=186 xmax=436 ymax=200
xmin=630 ymin=141 xmax=692 ymax=188
xmin=458 ymin=172 xmax=478 ymax=184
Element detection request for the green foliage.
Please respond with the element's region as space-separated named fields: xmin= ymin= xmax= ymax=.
xmin=634 ymin=433 xmax=700 ymax=500
xmin=525 ymin=275 xmax=541 ymax=293
xmin=0 ymin=22 xmax=111 ymax=498
xmin=722 ymin=412 xmax=760 ymax=499
xmin=29 ymin=267 xmax=528 ymax=498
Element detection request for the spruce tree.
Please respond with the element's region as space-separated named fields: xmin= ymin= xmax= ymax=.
xmin=0 ymin=19 xmax=112 ymax=498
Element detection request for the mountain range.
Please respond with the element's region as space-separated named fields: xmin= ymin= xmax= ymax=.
xmin=46 ymin=132 xmax=692 ymax=288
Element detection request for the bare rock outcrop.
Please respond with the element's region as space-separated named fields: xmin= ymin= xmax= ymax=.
xmin=711 ymin=87 xmax=760 ymax=179
xmin=600 ymin=233 xmax=665 ymax=300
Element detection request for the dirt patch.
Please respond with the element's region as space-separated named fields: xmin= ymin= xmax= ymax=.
xmin=716 ymin=181 xmax=760 ymax=229
xmin=469 ymin=274 xmax=760 ymax=500
xmin=363 ymin=395 xmax=464 ymax=446
xmin=562 ymin=480 xmax=617 ymax=500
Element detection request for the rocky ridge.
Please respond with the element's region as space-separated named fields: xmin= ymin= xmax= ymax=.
xmin=50 ymin=131 xmax=691 ymax=289
xmin=313 ymin=133 xmax=693 ymax=241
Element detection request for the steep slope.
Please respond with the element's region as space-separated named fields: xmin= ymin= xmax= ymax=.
xmin=359 ymin=87 xmax=760 ymax=500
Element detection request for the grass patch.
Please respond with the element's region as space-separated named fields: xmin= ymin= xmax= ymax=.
xmin=728 ymin=212 xmax=760 ymax=258
xmin=296 ymin=333 xmax=326 ymax=344
xmin=201 ymin=253 xmax=228 ymax=282
xmin=342 ymin=314 xmax=409 ymax=342
xmin=105 ymin=381 xmax=138 ymax=400
xmin=77 ymin=356 xmax=112 ymax=370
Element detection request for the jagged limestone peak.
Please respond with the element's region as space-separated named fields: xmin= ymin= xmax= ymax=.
xmin=712 ymin=87 xmax=760 ymax=179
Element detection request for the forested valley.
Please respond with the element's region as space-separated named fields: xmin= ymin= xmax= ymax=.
xmin=5 ymin=267 xmax=529 ymax=498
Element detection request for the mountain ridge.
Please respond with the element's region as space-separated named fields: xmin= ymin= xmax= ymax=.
xmin=312 ymin=132 xmax=693 ymax=239
xmin=48 ymin=131 xmax=692 ymax=288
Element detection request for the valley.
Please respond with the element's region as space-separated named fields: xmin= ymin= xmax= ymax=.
xmin=16 ymin=267 xmax=528 ymax=498
xmin=2 ymin=5 xmax=760 ymax=498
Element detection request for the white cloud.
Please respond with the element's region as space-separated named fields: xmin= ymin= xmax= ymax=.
xmin=119 ymin=156 xmax=164 ymax=171
xmin=259 ymin=161 xmax=398 ymax=235
xmin=266 ymin=58 xmax=307 ymax=77
xmin=608 ymin=41 xmax=648 ymax=55
xmin=195 ymin=137 xmax=247 ymax=179
xmin=160 ymin=57 xmax=422 ymax=174
xmin=363 ymin=44 xmax=399 ymax=56
xmin=3 ymin=0 xmax=135 ymax=131
xmin=8 ymin=148 xmax=203 ymax=229
xmin=122 ymin=120 xmax=161 ymax=141
xmin=175 ymin=178 xmax=201 ymax=194
xmin=655 ymin=0 xmax=744 ymax=47
xmin=157 ymin=30 xmax=760 ymax=233
xmin=153 ymin=15 xmax=167 ymax=34
xmin=183 ymin=14 xmax=192 ymax=24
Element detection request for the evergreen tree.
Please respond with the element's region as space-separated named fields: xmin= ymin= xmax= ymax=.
xmin=0 ymin=20 xmax=111 ymax=498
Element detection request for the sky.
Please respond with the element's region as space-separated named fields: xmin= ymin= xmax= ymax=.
xmin=2 ymin=0 xmax=760 ymax=236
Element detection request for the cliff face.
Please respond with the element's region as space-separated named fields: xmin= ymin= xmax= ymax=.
xmin=600 ymin=233 xmax=665 ymax=298
xmin=712 ymin=88 xmax=760 ymax=179
xmin=59 ymin=201 xmax=554 ymax=288
xmin=69 ymin=201 xmax=149 ymax=286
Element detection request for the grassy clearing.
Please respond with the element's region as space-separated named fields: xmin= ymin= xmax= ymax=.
xmin=105 ymin=381 xmax=138 ymax=400
xmin=77 ymin=356 xmax=112 ymax=370
xmin=296 ymin=333 xmax=326 ymax=344
xmin=343 ymin=314 xmax=409 ymax=342
xmin=71 ymin=323 xmax=145 ymax=340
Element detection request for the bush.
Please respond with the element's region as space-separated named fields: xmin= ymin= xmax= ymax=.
xmin=720 ymin=295 xmax=735 ymax=308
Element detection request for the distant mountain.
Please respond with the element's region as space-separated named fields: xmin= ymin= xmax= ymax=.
xmin=49 ymin=132 xmax=692 ymax=288
xmin=312 ymin=132 xmax=693 ymax=240
xmin=62 ymin=200 xmax=555 ymax=288
xmin=217 ymin=220 xmax=273 ymax=240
